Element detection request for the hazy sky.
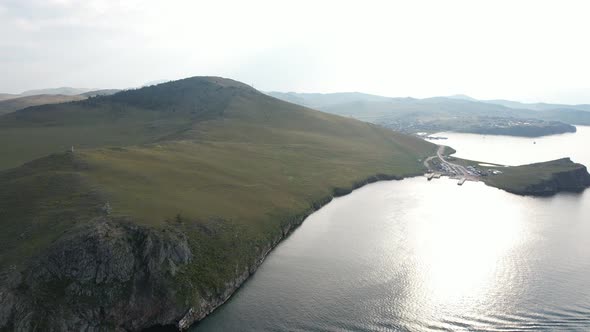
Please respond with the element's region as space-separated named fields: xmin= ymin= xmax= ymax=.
xmin=1 ymin=0 xmax=589 ymax=103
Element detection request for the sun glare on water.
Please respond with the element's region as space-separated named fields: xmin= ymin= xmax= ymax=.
xmin=403 ymin=181 xmax=529 ymax=322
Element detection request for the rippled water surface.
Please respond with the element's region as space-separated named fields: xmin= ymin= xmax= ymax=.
xmin=194 ymin=127 xmax=590 ymax=331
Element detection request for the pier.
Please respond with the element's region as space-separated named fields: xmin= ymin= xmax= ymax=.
xmin=424 ymin=172 xmax=443 ymax=181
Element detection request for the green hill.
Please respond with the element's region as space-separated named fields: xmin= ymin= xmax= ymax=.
xmin=0 ymin=77 xmax=436 ymax=330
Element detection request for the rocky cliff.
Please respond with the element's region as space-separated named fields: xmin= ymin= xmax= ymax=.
xmin=483 ymin=158 xmax=590 ymax=196
xmin=1 ymin=218 xmax=191 ymax=331
xmin=508 ymin=166 xmax=590 ymax=196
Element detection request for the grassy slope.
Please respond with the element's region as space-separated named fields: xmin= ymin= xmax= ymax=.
xmin=0 ymin=94 xmax=86 ymax=115
xmin=0 ymin=103 xmax=194 ymax=170
xmin=0 ymin=77 xmax=436 ymax=296
xmin=0 ymin=153 xmax=102 ymax=269
xmin=0 ymin=77 xmax=242 ymax=170
xmin=82 ymin=97 xmax=432 ymax=226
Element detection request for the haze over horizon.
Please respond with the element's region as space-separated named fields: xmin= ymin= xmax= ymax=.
xmin=1 ymin=0 xmax=589 ymax=104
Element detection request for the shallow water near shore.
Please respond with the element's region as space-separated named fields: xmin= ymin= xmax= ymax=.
xmin=193 ymin=127 xmax=590 ymax=331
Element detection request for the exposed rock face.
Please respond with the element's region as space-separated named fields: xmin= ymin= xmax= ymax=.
xmin=486 ymin=160 xmax=590 ymax=197
xmin=0 ymin=218 xmax=192 ymax=331
xmin=0 ymin=213 xmax=291 ymax=332
xmin=513 ymin=165 xmax=590 ymax=196
xmin=176 ymin=245 xmax=272 ymax=331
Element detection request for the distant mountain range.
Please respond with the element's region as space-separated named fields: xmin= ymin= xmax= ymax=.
xmin=443 ymin=94 xmax=590 ymax=112
xmin=482 ymin=99 xmax=590 ymax=112
xmin=267 ymin=92 xmax=590 ymax=137
xmin=0 ymin=82 xmax=173 ymax=114
xmin=0 ymin=94 xmax=86 ymax=115
xmin=444 ymin=94 xmax=479 ymax=102
xmin=0 ymin=88 xmax=122 ymax=114
xmin=20 ymin=87 xmax=95 ymax=96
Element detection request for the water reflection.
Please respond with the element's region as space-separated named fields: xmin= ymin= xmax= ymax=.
xmin=404 ymin=181 xmax=528 ymax=330
xmin=195 ymin=129 xmax=590 ymax=331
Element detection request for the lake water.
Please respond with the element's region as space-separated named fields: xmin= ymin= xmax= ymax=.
xmin=193 ymin=127 xmax=590 ymax=331
xmin=440 ymin=126 xmax=590 ymax=166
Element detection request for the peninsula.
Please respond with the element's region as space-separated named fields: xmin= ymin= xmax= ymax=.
xmin=424 ymin=146 xmax=590 ymax=196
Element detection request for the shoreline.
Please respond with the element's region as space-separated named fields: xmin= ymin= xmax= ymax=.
xmin=173 ymin=172 xmax=412 ymax=331
xmin=6 ymin=150 xmax=586 ymax=331
xmin=175 ymin=163 xmax=590 ymax=330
